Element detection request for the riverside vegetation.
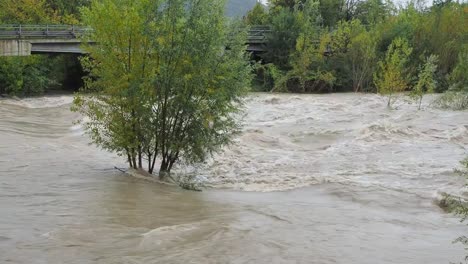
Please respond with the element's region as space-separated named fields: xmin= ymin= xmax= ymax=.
xmin=72 ymin=0 xmax=252 ymax=178
xmin=0 ymin=0 xmax=256 ymax=96
xmin=0 ymin=1 xmax=466 ymax=179
xmin=0 ymin=0 xmax=467 ymax=261
xmin=246 ymin=0 xmax=467 ymax=109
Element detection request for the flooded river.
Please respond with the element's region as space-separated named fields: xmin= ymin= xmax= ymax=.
xmin=0 ymin=93 xmax=467 ymax=263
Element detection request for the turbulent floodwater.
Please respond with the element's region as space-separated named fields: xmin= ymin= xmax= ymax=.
xmin=0 ymin=93 xmax=467 ymax=264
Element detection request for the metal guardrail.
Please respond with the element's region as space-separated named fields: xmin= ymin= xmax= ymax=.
xmin=0 ymin=24 xmax=271 ymax=43
xmin=248 ymin=26 xmax=271 ymax=44
xmin=0 ymin=25 xmax=90 ymax=39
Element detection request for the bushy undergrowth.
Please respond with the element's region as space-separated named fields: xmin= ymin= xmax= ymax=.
xmin=432 ymin=92 xmax=468 ymax=110
xmin=449 ymin=158 xmax=468 ymax=263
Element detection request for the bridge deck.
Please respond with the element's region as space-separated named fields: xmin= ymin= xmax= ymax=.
xmin=0 ymin=25 xmax=89 ymax=39
xmin=0 ymin=24 xmax=270 ymax=55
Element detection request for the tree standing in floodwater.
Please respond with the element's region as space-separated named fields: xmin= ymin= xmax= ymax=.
xmin=72 ymin=0 xmax=252 ymax=179
xmin=374 ymin=37 xmax=412 ymax=108
xmin=410 ymin=54 xmax=438 ymax=110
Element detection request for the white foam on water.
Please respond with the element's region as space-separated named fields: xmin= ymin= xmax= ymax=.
xmin=180 ymin=93 xmax=468 ymax=198
xmin=0 ymin=95 xmax=74 ymax=108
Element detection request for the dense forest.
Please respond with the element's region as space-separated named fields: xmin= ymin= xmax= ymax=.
xmin=0 ymin=0 xmax=256 ymax=96
xmin=0 ymin=0 xmax=466 ymax=106
xmin=246 ymin=0 xmax=467 ymax=99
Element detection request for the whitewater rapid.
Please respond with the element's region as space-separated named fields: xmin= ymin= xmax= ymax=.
xmin=191 ymin=93 xmax=468 ymax=197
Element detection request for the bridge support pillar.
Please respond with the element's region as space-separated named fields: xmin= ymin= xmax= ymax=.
xmin=0 ymin=40 xmax=32 ymax=56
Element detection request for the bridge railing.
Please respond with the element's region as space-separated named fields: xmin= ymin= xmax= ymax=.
xmin=0 ymin=25 xmax=90 ymax=39
xmin=247 ymin=26 xmax=271 ymax=44
xmin=0 ymin=24 xmax=271 ymax=45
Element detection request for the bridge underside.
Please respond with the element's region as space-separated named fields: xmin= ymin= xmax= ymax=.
xmin=0 ymin=39 xmax=264 ymax=56
xmin=0 ymin=39 xmax=88 ymax=56
xmin=0 ymin=25 xmax=269 ymax=56
xmin=0 ymin=39 xmax=265 ymax=56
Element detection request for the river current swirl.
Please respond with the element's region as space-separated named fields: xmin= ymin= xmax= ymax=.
xmin=0 ymin=93 xmax=467 ymax=263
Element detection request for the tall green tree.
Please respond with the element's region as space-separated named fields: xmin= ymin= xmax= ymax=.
xmin=244 ymin=2 xmax=268 ymax=25
xmin=410 ymin=54 xmax=438 ymax=110
xmin=285 ymin=0 xmax=336 ymax=92
xmin=261 ymin=6 xmax=302 ymax=69
xmin=448 ymin=46 xmax=468 ymax=92
xmin=374 ymin=37 xmax=412 ymax=107
xmin=73 ymin=0 xmax=251 ymax=177
xmin=0 ymin=0 xmax=56 ymax=24
xmin=327 ymin=19 xmax=378 ymax=92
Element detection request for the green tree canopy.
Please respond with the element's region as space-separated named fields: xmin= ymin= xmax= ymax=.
xmin=73 ymin=0 xmax=252 ymax=177
xmin=374 ymin=37 xmax=412 ymax=107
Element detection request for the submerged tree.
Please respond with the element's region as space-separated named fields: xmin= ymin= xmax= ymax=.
xmin=73 ymin=0 xmax=252 ymax=178
xmin=374 ymin=37 xmax=412 ymax=108
xmin=451 ymin=157 xmax=468 ymax=263
xmin=411 ymin=54 xmax=438 ymax=110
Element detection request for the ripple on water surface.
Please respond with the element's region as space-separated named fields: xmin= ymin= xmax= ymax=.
xmin=0 ymin=93 xmax=467 ymax=264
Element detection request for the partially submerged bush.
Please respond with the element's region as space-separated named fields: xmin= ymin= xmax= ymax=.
xmin=175 ymin=174 xmax=204 ymax=192
xmin=432 ymin=92 xmax=468 ymax=110
xmin=450 ymin=157 xmax=468 ymax=262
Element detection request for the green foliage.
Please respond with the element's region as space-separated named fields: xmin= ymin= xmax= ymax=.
xmin=410 ymin=54 xmax=438 ymax=109
xmin=245 ymin=0 xmax=466 ymax=95
xmin=449 ymin=157 xmax=468 ymax=262
xmin=433 ymin=46 xmax=468 ymax=111
xmin=354 ymin=0 xmax=390 ymax=25
xmin=0 ymin=0 xmax=56 ymax=24
xmin=244 ymin=2 xmax=268 ymax=25
xmin=374 ymin=37 xmax=412 ymax=108
xmin=432 ymin=91 xmax=468 ymax=110
xmin=266 ymin=0 xmax=338 ymax=93
xmin=261 ymin=7 xmax=302 ymax=69
xmin=253 ymin=63 xmax=285 ymax=92
xmin=0 ymin=56 xmax=61 ymax=95
xmin=73 ymin=0 xmax=252 ymax=177
xmin=448 ymin=46 xmax=468 ymax=92
xmin=286 ymin=0 xmax=329 ymax=92
xmin=270 ymin=0 xmax=297 ymax=11
xmin=327 ymin=19 xmax=378 ymax=92
xmin=0 ymin=0 xmax=465 ymax=99
xmin=0 ymin=0 xmax=85 ymax=96
xmin=319 ymin=0 xmax=346 ymax=27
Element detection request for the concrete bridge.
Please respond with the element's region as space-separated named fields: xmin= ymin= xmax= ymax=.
xmin=0 ymin=25 xmax=270 ymax=56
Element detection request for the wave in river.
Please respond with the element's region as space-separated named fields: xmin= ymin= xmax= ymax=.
xmin=1 ymin=93 xmax=466 ymax=198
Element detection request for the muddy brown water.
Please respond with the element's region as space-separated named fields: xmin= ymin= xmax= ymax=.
xmin=0 ymin=93 xmax=467 ymax=263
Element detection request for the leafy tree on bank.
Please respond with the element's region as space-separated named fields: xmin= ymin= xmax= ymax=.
xmin=73 ymin=0 xmax=252 ymax=178
xmin=245 ymin=2 xmax=268 ymax=25
xmin=261 ymin=7 xmax=302 ymax=70
xmin=448 ymin=46 xmax=468 ymax=93
xmin=284 ymin=0 xmax=328 ymax=92
xmin=45 ymin=0 xmax=90 ymax=23
xmin=0 ymin=0 xmax=55 ymax=24
xmin=244 ymin=0 xmax=466 ymax=95
xmin=433 ymin=46 xmax=468 ymax=110
xmin=374 ymin=37 xmax=412 ymax=108
xmin=326 ymin=19 xmax=378 ymax=92
xmin=410 ymin=54 xmax=438 ymax=110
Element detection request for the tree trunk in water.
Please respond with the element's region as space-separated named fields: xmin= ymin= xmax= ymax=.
xmin=159 ymin=160 xmax=169 ymax=180
xmin=147 ymin=153 xmax=152 ymax=174
xmin=138 ymin=149 xmax=143 ymax=169
xmin=132 ymin=152 xmax=137 ymax=170
xmin=127 ymin=153 xmax=133 ymax=168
